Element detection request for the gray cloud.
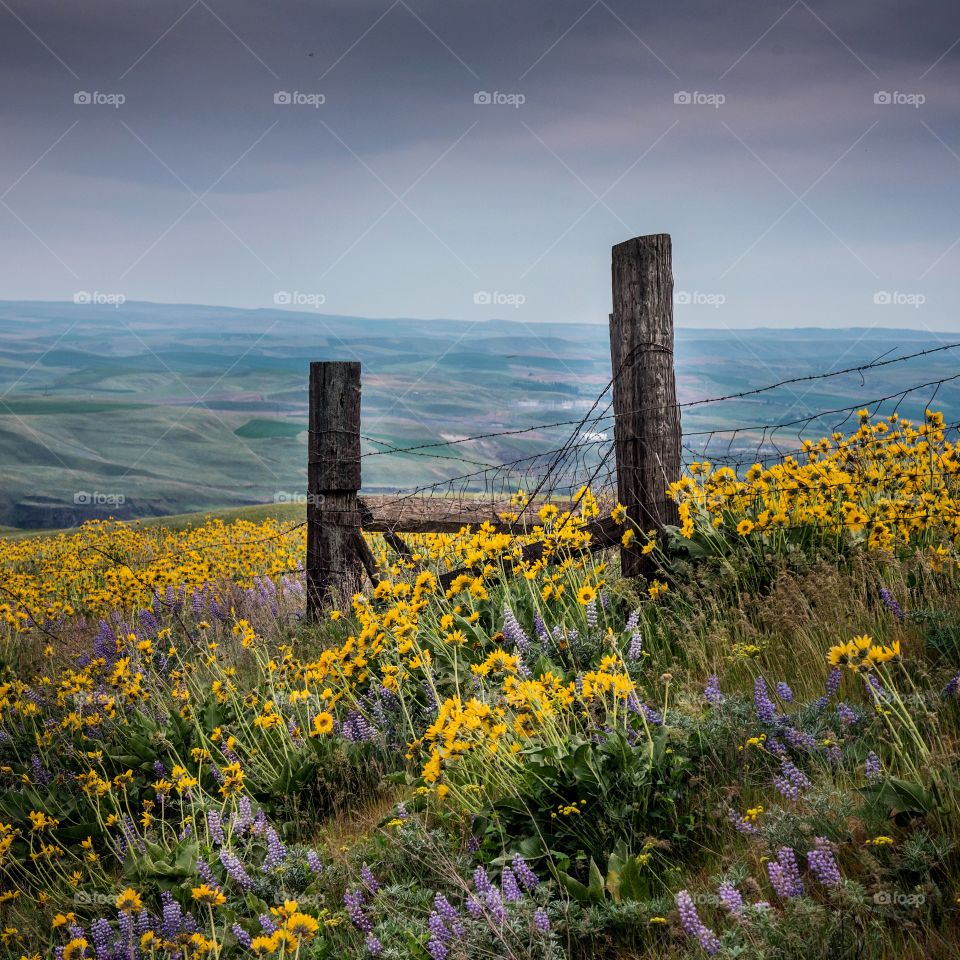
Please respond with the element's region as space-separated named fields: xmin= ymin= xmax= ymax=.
xmin=0 ymin=0 xmax=958 ymax=328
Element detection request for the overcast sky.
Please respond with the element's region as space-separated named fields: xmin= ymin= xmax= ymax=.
xmin=1 ymin=0 xmax=958 ymax=329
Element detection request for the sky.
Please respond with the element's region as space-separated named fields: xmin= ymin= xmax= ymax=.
xmin=1 ymin=0 xmax=959 ymax=330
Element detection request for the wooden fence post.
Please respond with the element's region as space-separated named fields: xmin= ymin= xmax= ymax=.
xmin=306 ymin=361 xmax=362 ymax=618
xmin=610 ymin=234 xmax=681 ymax=578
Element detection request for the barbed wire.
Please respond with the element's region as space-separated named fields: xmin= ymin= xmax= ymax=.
xmin=356 ymin=340 xmax=960 ymax=461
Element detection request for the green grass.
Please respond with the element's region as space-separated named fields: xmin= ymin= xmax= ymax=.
xmin=233 ymin=418 xmax=306 ymax=439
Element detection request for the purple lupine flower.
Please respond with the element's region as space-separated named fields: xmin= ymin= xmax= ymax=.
xmin=231 ymin=796 xmax=254 ymax=834
xmin=231 ymin=924 xmax=252 ymax=948
xmin=626 ymin=692 xmax=663 ymax=725
xmin=754 ymin=676 xmax=776 ymax=723
xmin=878 ymin=588 xmax=905 ymax=622
xmin=485 ymin=885 xmax=506 ymax=923
xmin=775 ymin=681 xmax=794 ymax=702
xmin=533 ymin=907 xmax=551 ymax=933
xmin=767 ymin=847 xmax=804 ymax=899
xmin=533 ymin=611 xmax=549 ymax=643
xmin=30 ymin=755 xmax=50 ymax=786
xmin=360 ymin=864 xmax=380 ymax=893
xmin=196 ymin=858 xmax=218 ymax=887
xmin=307 ymin=850 xmax=324 ymax=873
xmin=773 ymin=759 xmax=812 ymax=801
xmin=807 ymin=837 xmax=842 ymax=886
xmin=511 ymin=855 xmax=539 ymax=891
xmin=718 ymin=881 xmax=744 ymax=917
xmin=865 ymin=751 xmax=882 ymax=781
xmin=341 ymin=711 xmax=380 ymax=742
xmin=426 ymin=940 xmax=449 ymax=960
xmin=428 ymin=911 xmax=449 ymax=942
xmin=262 ymin=826 xmax=287 ymax=870
xmin=344 ymin=889 xmax=372 ymax=932
xmin=191 ymin=589 xmax=207 ymax=616
xmin=161 ymin=891 xmax=185 ymax=939
xmin=586 ymin=600 xmax=598 ymax=631
xmin=830 ymin=699 xmax=855 ymax=726
xmin=502 ymin=605 xmax=531 ymax=653
xmin=784 ymin=726 xmax=818 ymax=752
xmin=118 ymin=911 xmax=134 ymax=942
xmin=942 ymin=674 xmax=960 ymax=698
xmin=676 ymin=890 xmax=721 ymax=955
xmin=864 ymin=673 xmax=887 ymax=700
xmin=466 ymin=896 xmax=483 ymax=918
xmin=728 ymin=809 xmax=758 ymax=835
xmin=765 ymin=736 xmax=787 ymax=758
xmin=501 ymin=867 xmax=522 ymax=902
xmin=219 ymin=849 xmax=254 ymax=891
xmin=366 ymin=934 xmax=384 ymax=955
xmin=704 ymin=675 xmax=723 ymax=706
xmin=90 ymin=918 xmax=112 ymax=957
xmin=139 ymin=609 xmax=160 ymax=636
xmin=259 ymin=915 xmax=278 ymax=934
xmin=433 ymin=894 xmax=458 ymax=923
xmin=473 ymin=866 xmax=492 ymax=895
xmin=207 ymin=810 xmax=225 ymax=846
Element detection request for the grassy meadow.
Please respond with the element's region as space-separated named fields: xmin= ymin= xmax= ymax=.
xmin=0 ymin=411 xmax=959 ymax=958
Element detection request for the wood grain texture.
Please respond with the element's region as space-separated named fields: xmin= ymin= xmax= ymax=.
xmin=610 ymin=234 xmax=681 ymax=577
xmin=306 ymin=362 xmax=363 ymax=617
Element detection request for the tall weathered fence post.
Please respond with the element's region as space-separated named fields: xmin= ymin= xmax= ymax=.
xmin=610 ymin=234 xmax=681 ymax=578
xmin=306 ymin=361 xmax=362 ymax=618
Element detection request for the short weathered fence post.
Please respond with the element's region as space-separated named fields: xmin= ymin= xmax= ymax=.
xmin=610 ymin=234 xmax=681 ymax=578
xmin=306 ymin=361 xmax=362 ymax=618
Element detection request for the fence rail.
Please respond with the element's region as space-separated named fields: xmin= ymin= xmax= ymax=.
xmin=302 ymin=234 xmax=960 ymax=614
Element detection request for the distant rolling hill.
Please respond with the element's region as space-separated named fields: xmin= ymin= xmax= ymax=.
xmin=1 ymin=300 xmax=958 ymax=530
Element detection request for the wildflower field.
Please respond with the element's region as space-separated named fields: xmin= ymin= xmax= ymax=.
xmin=2 ymin=410 xmax=960 ymax=959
